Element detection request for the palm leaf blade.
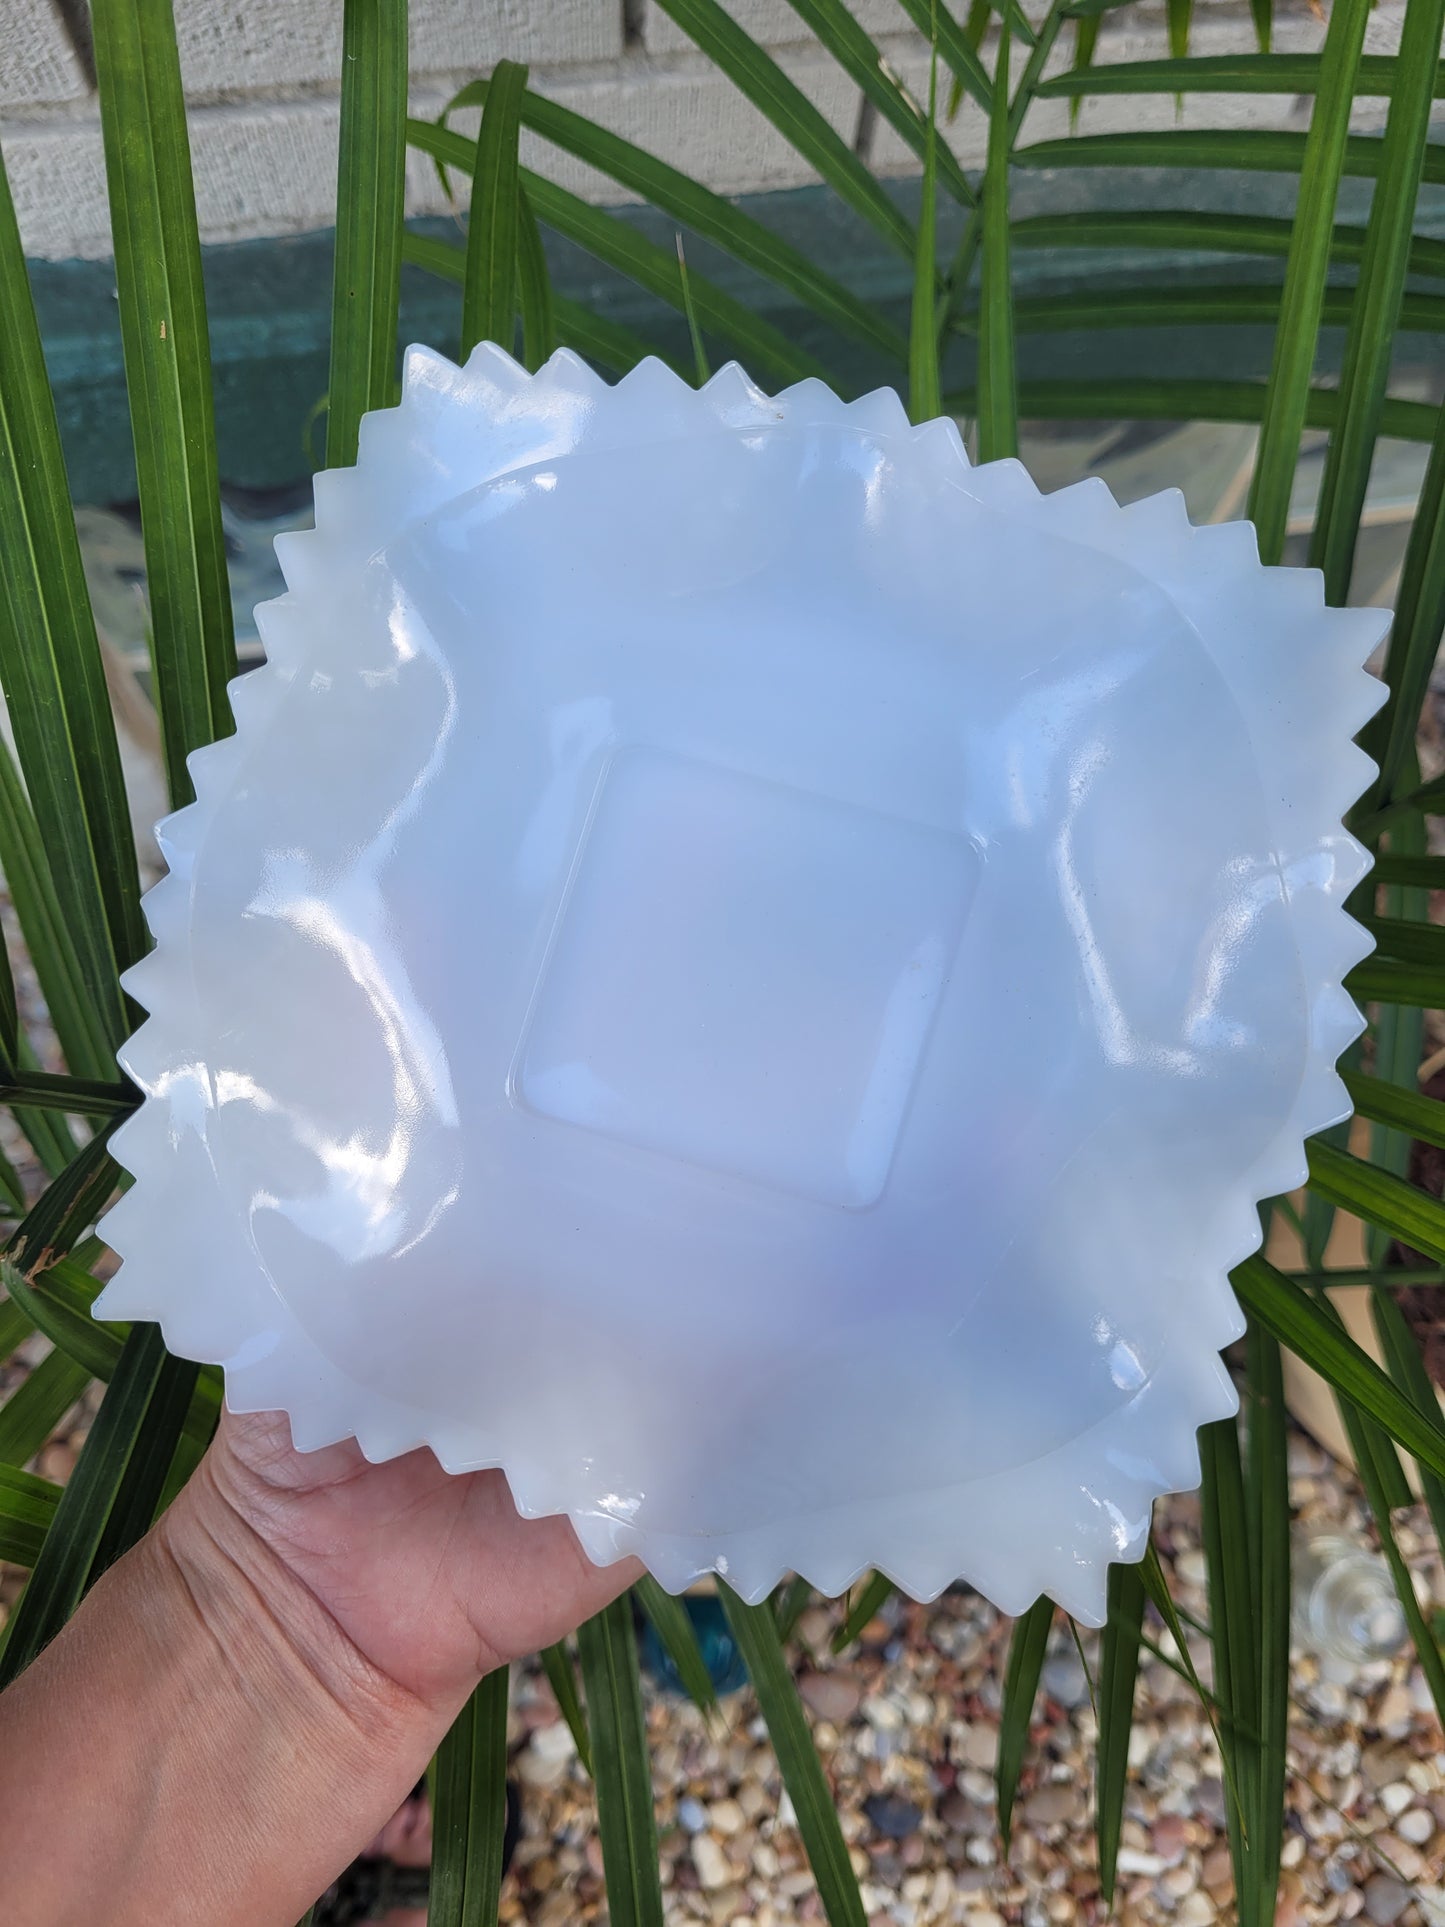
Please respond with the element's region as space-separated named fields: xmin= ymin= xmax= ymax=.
xmin=407 ymin=120 xmax=826 ymax=388
xmin=460 ymin=60 xmax=528 ymax=360
xmin=996 ymin=1595 xmax=1052 ymax=1849
xmin=430 ymin=1667 xmax=512 ymax=1927
xmin=976 ymin=21 xmax=1018 ymax=461
xmin=1096 ymin=1562 xmax=1145 ymax=1904
xmin=633 ymin=1574 xmax=719 ymax=1714
xmin=576 ymin=1597 xmax=666 ymax=1927
xmin=1037 ymin=52 xmax=1433 ymax=98
xmin=540 ymin=1640 xmax=593 ymax=1775
xmin=1310 ymin=0 xmax=1445 ymax=602
xmin=0 ymin=1323 xmax=195 ymax=1685
xmin=92 ymin=0 xmax=238 ymax=807
xmin=1233 ymin=1252 xmax=1445 ymax=1475
xmin=0 ymin=1464 xmax=60 ymax=1568
xmin=1016 ymin=129 xmax=1442 ymax=183
xmin=1245 ymin=0 xmax=1371 ymax=562
xmin=0 ymin=146 xmax=141 ymax=1046
xmin=0 ymin=1350 xmax=92 ymax=1467
xmin=721 ymin=1584 xmax=868 ymax=1927
xmin=326 ymin=0 xmax=408 ymax=468
xmin=438 ymin=76 xmax=907 ymax=363
xmin=653 ymin=0 xmax=915 ymax=256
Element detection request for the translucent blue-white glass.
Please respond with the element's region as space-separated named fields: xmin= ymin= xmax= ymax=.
xmin=96 ymin=348 xmax=1387 ymax=1623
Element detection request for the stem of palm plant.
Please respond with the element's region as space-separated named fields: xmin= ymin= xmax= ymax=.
xmin=936 ymin=0 xmax=1071 ymax=347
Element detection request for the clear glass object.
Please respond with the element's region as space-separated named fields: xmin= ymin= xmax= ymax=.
xmin=1292 ymin=1530 xmax=1407 ymax=1664
xmin=94 ymin=348 xmax=1388 ymax=1623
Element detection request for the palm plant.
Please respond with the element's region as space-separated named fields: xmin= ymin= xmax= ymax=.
xmin=0 ymin=1 xmax=1442 ymax=1922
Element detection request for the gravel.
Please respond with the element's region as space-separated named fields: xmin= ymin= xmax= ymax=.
xmin=486 ymin=1432 xmax=1443 ymax=1925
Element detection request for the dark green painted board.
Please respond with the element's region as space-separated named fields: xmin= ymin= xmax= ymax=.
xmin=24 ymin=167 xmax=1445 ymax=504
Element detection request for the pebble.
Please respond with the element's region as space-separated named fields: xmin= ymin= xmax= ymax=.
xmin=1117 ymin=1848 xmax=1166 ymax=1876
xmin=35 ymin=1439 xmax=76 ymax=1481
xmin=1376 ymin=1685 xmax=1414 ymax=1733
xmin=1380 ymin=1781 xmax=1414 ymax=1818
xmin=678 ymin=1797 xmax=709 ymax=1835
xmin=1364 ymin=1746 xmax=1413 ymax=1790
xmin=1201 ymin=1845 xmax=1233 ymax=1898
xmin=737 ymin=1782 xmax=768 ymax=1822
xmin=1395 ymin=1806 xmax=1435 ymax=1846
xmin=516 ymin=1720 xmax=576 ymax=1789
xmin=1175 ymin=1892 xmax=1217 ymax=1927
xmin=862 ymin=1695 xmax=904 ymax=1733
xmin=692 ymin=1834 xmax=731 ymax=1891
xmin=863 ymin=1794 xmax=923 ymax=1840
xmin=1023 ymin=1786 xmax=1078 ymax=1828
xmin=1310 ymin=1681 xmax=1352 ymax=1722
xmin=1277 ymin=1873 xmax=1307 ymax=1927
xmin=1195 ymin=1777 xmax=1227 ymax=1829
xmin=1152 ymin=1813 xmax=1189 ymax=1863
xmin=797 ymin=1609 xmax=833 ymax=1648
xmin=1041 ymin=1649 xmax=1091 ymax=1711
xmin=1364 ymin=1876 xmax=1413 ymax=1926
xmin=710 ymin=1800 xmax=745 ymax=1836
xmin=798 ymin=1671 xmax=862 ymax=1724
xmin=1175 ymin=1551 xmax=1208 ymax=1588
xmin=1376 ymin=1833 xmax=1424 ymax=1881
xmin=1159 ymin=1861 xmax=1198 ymax=1899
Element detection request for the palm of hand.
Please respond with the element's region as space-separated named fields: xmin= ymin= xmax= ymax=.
xmin=197 ymin=1406 xmax=640 ymax=1711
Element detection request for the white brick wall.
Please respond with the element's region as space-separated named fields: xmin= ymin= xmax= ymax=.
xmin=0 ymin=0 xmax=1373 ymax=261
xmin=411 ymin=1 xmax=622 ymax=73
xmin=0 ymin=0 xmax=89 ymax=108
xmin=640 ymin=0 xmax=908 ymax=56
xmin=174 ymin=0 xmax=621 ymax=100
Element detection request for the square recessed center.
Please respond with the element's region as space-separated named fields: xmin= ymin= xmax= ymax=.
xmin=515 ymin=750 xmax=979 ymax=1208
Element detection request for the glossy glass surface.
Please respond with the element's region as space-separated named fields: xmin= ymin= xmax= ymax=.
xmin=97 ymin=348 xmax=1388 ymax=1622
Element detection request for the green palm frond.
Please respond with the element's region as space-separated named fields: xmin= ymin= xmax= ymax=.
xmin=3 ymin=7 xmax=1445 ymax=1926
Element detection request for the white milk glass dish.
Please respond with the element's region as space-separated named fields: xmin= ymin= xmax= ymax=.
xmin=95 ymin=347 xmax=1388 ymax=1625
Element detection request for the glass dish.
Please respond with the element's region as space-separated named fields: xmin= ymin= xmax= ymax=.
xmin=96 ymin=347 xmax=1387 ymax=1622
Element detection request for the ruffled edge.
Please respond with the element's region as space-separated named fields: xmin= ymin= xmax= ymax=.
xmin=96 ymin=346 xmax=1387 ymax=1624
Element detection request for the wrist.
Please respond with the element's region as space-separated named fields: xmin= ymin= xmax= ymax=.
xmin=130 ymin=1471 xmax=453 ymax=1922
xmin=0 ymin=1480 xmax=450 ymax=1927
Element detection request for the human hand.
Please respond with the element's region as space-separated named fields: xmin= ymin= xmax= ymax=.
xmin=0 ymin=1400 xmax=641 ymax=1927
xmin=169 ymin=1403 xmax=642 ymax=1716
